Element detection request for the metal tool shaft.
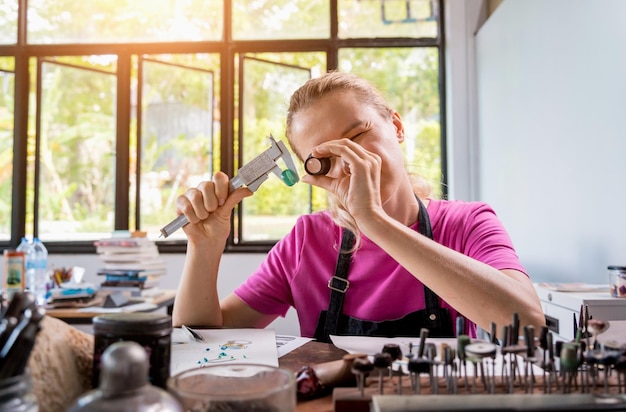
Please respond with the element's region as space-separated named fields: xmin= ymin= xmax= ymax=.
xmin=159 ymin=180 xmax=240 ymax=238
xmin=158 ymin=136 xmax=298 ymax=238
xmin=159 ymin=214 xmax=190 ymax=238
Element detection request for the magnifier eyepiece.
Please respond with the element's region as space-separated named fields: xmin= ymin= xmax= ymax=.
xmin=304 ymin=154 xmax=331 ymax=176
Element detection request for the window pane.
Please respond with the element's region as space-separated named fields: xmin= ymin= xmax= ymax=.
xmin=233 ymin=0 xmax=329 ymax=40
xmin=137 ymin=54 xmax=218 ymax=240
xmin=339 ymin=0 xmax=438 ymax=39
xmin=27 ymin=0 xmax=223 ymax=44
xmin=38 ymin=59 xmax=116 ymax=241
xmin=0 ymin=61 xmax=14 ymax=240
xmin=339 ymin=47 xmax=442 ymax=198
xmin=238 ymin=53 xmax=325 ymax=242
xmin=0 ymin=0 xmax=18 ymax=44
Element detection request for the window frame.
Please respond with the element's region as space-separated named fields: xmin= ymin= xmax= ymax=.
xmin=0 ymin=0 xmax=447 ymax=255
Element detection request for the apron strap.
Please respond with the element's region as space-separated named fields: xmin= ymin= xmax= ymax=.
xmin=416 ymin=198 xmax=441 ymax=315
xmin=322 ymin=229 xmax=355 ymax=342
xmin=321 ymin=197 xmax=442 ymax=339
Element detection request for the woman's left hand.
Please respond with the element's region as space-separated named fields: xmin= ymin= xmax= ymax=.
xmin=302 ymin=138 xmax=384 ymax=221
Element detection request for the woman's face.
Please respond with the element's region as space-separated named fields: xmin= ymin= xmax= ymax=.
xmin=289 ymin=89 xmax=407 ymax=203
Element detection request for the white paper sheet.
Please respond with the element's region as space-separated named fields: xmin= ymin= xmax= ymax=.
xmin=170 ymin=328 xmax=279 ymax=376
xmin=77 ymin=302 xmax=157 ymax=313
xmin=276 ymin=334 xmax=312 ymax=357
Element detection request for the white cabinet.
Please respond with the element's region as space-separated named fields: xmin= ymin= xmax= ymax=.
xmin=534 ymin=283 xmax=626 ymax=342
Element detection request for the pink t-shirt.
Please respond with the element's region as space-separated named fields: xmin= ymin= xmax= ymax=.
xmin=234 ymin=199 xmax=527 ymax=338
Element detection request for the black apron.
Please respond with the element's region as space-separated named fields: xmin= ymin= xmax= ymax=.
xmin=313 ymin=197 xmax=454 ymax=343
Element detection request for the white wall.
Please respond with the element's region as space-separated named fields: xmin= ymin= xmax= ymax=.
xmin=48 ymin=253 xmax=302 ymax=336
xmin=474 ymin=0 xmax=626 ymax=282
xmin=444 ymin=0 xmax=487 ymax=201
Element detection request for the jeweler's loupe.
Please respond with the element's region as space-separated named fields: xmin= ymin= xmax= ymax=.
xmin=304 ymin=154 xmax=331 ymax=176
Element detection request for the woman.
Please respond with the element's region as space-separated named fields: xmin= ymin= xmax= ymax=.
xmin=172 ymin=71 xmax=545 ymax=341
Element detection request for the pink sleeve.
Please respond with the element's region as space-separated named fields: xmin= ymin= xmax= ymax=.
xmin=462 ymin=203 xmax=527 ymax=275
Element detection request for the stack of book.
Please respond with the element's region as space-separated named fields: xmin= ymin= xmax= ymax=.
xmin=94 ymin=234 xmax=166 ymax=296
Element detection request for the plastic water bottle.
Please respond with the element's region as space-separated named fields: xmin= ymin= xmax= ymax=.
xmin=16 ymin=236 xmax=30 ymax=253
xmin=27 ymin=237 xmax=49 ymax=306
xmin=17 ymin=236 xmax=32 ymax=295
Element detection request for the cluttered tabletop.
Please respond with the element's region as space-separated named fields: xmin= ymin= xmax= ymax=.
xmin=167 ymin=318 xmax=626 ymax=412
xmin=2 ymin=287 xmax=626 ymax=412
xmin=4 ymin=266 xmax=626 ymax=412
xmin=44 ymin=288 xmax=176 ymax=322
xmin=41 ymin=233 xmax=177 ymax=323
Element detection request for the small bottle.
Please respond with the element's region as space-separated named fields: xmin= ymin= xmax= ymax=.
xmin=27 ymin=238 xmax=48 ymax=306
xmin=3 ymin=250 xmax=26 ymax=301
xmin=68 ymin=341 xmax=182 ymax=412
xmin=15 ymin=237 xmax=30 ymax=254
xmin=608 ymin=265 xmax=626 ymax=298
xmin=16 ymin=238 xmax=32 ymax=303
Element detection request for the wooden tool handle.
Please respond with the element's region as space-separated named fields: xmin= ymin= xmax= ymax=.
xmin=313 ymin=352 xmax=368 ymax=388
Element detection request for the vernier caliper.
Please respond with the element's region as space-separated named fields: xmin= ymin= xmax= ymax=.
xmin=159 ymin=135 xmax=299 ymax=238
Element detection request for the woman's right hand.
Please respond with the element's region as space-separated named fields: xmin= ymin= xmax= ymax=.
xmin=175 ymin=171 xmax=253 ymax=246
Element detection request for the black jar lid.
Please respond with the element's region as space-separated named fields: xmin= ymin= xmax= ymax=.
xmin=93 ymin=313 xmax=172 ymax=337
xmin=607 ymin=265 xmax=626 ymax=271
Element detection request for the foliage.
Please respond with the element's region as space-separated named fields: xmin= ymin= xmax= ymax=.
xmin=0 ymin=69 xmax=14 ymax=235
xmin=37 ymin=60 xmax=116 ymax=232
xmin=27 ymin=0 xmax=223 ymax=43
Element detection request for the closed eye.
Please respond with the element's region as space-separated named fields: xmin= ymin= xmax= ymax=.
xmin=344 ymin=121 xmax=372 ymax=143
xmin=349 ymin=131 xmax=366 ymax=141
xmin=349 ymin=124 xmax=372 ymax=142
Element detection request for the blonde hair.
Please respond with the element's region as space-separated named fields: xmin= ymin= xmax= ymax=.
xmin=286 ymin=71 xmax=430 ymax=250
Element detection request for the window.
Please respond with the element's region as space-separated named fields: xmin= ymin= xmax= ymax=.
xmin=0 ymin=0 xmax=445 ymax=254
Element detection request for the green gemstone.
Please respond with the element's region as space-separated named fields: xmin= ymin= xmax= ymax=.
xmin=281 ymin=169 xmax=298 ymax=186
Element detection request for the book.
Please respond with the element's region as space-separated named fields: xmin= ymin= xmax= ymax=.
xmin=94 ymin=237 xmax=155 ymax=248
xmin=101 ymin=261 xmax=166 ymax=271
xmin=103 ymin=274 xmax=148 ymax=283
xmin=98 ymin=286 xmax=165 ymax=298
xmin=48 ymin=287 xmax=97 ymax=302
xmin=101 ymin=280 xmax=146 ymax=288
xmin=97 ymin=268 xmax=165 ymax=277
xmin=98 ymin=250 xmax=159 ymax=263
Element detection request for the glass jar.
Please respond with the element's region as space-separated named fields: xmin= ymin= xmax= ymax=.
xmin=69 ymin=341 xmax=182 ymax=412
xmin=92 ymin=313 xmax=172 ymax=389
xmin=608 ymin=265 xmax=626 ymax=298
xmin=0 ymin=372 xmax=38 ymax=412
xmin=167 ymin=364 xmax=295 ymax=412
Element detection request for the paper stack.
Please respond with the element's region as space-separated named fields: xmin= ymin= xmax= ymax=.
xmin=94 ymin=232 xmax=166 ymax=296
